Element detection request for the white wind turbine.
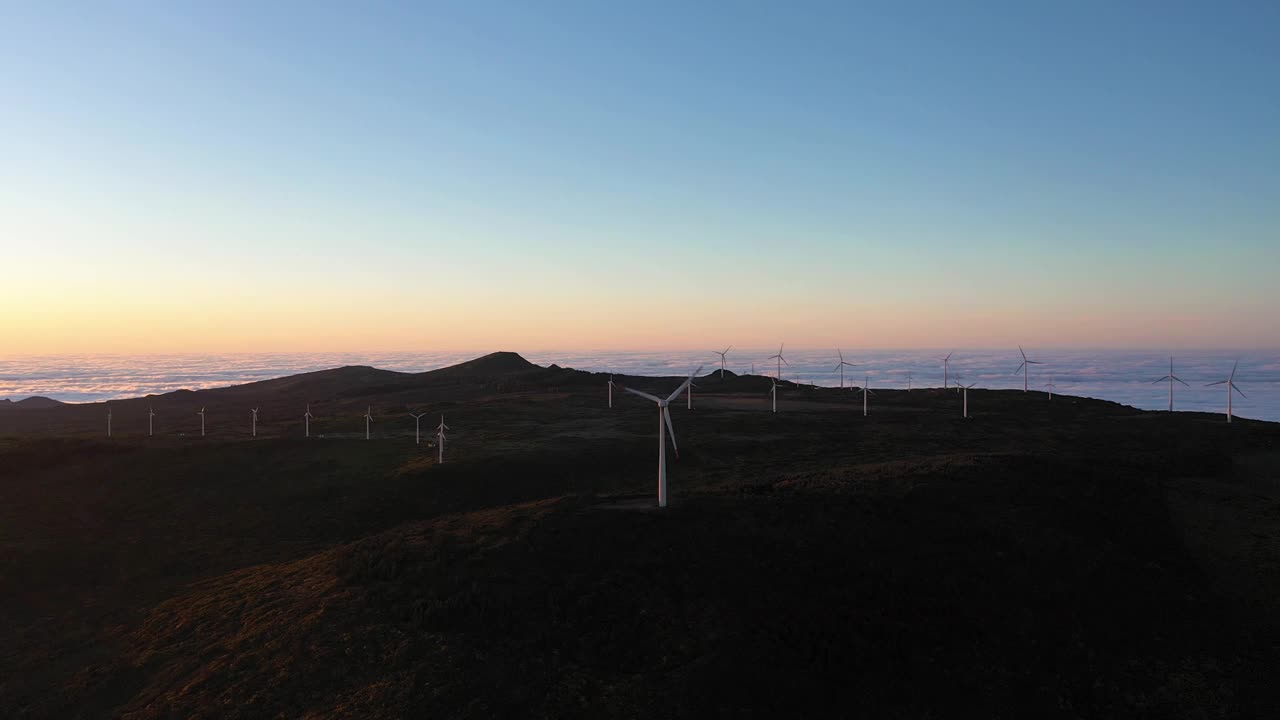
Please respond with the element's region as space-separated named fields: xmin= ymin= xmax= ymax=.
xmin=857 ymin=374 xmax=875 ymax=417
xmin=941 ymin=352 xmax=954 ymax=389
xmin=1152 ymin=356 xmax=1189 ymax=412
xmin=435 ymin=414 xmax=450 ymax=463
xmin=1013 ymin=346 xmax=1043 ymax=393
xmin=304 ymin=404 xmax=314 ymax=438
xmin=616 ymin=366 xmax=701 ymax=508
xmin=409 ymin=411 xmax=427 ymax=445
xmin=148 ymin=406 xmax=155 ymax=437
xmin=961 ymin=380 xmax=977 ymax=418
xmin=1206 ymin=360 xmax=1246 ymax=423
xmin=198 ymin=406 xmax=206 ymax=437
xmin=833 ymin=349 xmax=855 ymax=389
xmin=767 ymin=344 xmax=789 ymax=380
xmin=251 ymin=407 xmax=259 ymax=437
xmin=608 ymin=374 xmax=617 ymax=408
xmin=364 ymin=406 xmax=373 ymax=440
xmin=714 ymin=346 xmax=732 ymax=379
xmin=1043 ymin=377 xmax=1057 ymax=400
xmin=906 ymin=370 xmax=913 ymax=392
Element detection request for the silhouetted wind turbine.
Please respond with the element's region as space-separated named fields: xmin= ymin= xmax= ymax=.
xmin=409 ymin=411 xmax=426 ymax=445
xmin=833 ymin=349 xmax=854 ymax=389
xmin=304 ymin=405 xmax=313 ymax=438
xmin=436 ymin=415 xmax=450 ymax=462
xmin=198 ymin=407 xmax=206 ymax=437
xmin=906 ymin=370 xmax=913 ymax=392
xmin=251 ymin=407 xmax=259 ymax=437
xmin=767 ymin=344 xmax=789 ymax=380
xmin=714 ymin=346 xmax=732 ymax=379
xmin=107 ymin=406 xmax=112 ymax=438
xmin=1013 ymin=346 xmax=1042 ymax=392
xmin=364 ymin=406 xmax=373 ymax=440
xmin=616 ymin=366 xmax=701 ymax=508
xmin=941 ymin=352 xmax=954 ymax=389
xmin=1153 ymin=356 xmax=1189 ymax=412
xmin=1206 ymin=361 xmax=1246 ymax=423
xmin=148 ymin=406 xmax=155 ymax=437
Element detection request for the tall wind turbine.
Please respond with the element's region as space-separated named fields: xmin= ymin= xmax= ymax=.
xmin=251 ymin=407 xmax=259 ymax=437
xmin=770 ymin=377 xmax=779 ymax=413
xmin=941 ymin=352 xmax=954 ymax=389
xmin=833 ymin=349 xmax=855 ymax=389
xmin=858 ymin=374 xmax=875 ymax=417
xmin=906 ymin=370 xmax=913 ymax=392
xmin=148 ymin=406 xmax=155 ymax=437
xmin=364 ymin=406 xmax=373 ymax=440
xmin=617 ymin=366 xmax=701 ymax=508
xmin=1206 ymin=361 xmax=1246 ymax=423
xmin=767 ymin=344 xmax=789 ymax=380
xmin=198 ymin=407 xmax=206 ymax=437
xmin=435 ymin=414 xmax=450 ymax=463
xmin=107 ymin=406 xmax=112 ymax=438
xmin=409 ymin=411 xmax=426 ymax=445
xmin=1013 ymin=346 xmax=1042 ymax=392
xmin=304 ymin=405 xmax=313 ymax=438
xmin=961 ymin=381 xmax=976 ymax=418
xmin=714 ymin=346 xmax=732 ymax=379
xmin=608 ymin=374 xmax=617 ymax=408
xmin=1043 ymin=377 xmax=1057 ymax=401
xmin=1153 ymin=356 xmax=1189 ymax=412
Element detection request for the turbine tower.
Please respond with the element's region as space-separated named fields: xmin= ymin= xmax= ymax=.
xmin=616 ymin=366 xmax=701 ymax=508
xmin=1043 ymin=377 xmax=1057 ymax=400
xmin=962 ymin=381 xmax=976 ymax=418
xmin=686 ymin=379 xmax=697 ymax=410
xmin=767 ymin=344 xmax=789 ymax=380
xmin=148 ymin=406 xmax=155 ymax=437
xmin=833 ymin=349 xmax=854 ymax=389
xmin=608 ymin=374 xmax=617 ymax=408
xmin=858 ymin=374 xmax=875 ymax=417
xmin=409 ymin=411 xmax=426 ymax=445
xmin=107 ymin=406 xmax=112 ymax=438
xmin=198 ymin=407 xmax=206 ymax=437
xmin=304 ymin=405 xmax=313 ymax=438
xmin=1152 ymin=356 xmax=1189 ymax=412
xmin=364 ymin=406 xmax=373 ymax=440
xmin=714 ymin=346 xmax=732 ymax=379
xmin=1013 ymin=346 xmax=1043 ymax=392
xmin=436 ymin=414 xmax=450 ymax=463
xmin=251 ymin=407 xmax=259 ymax=437
xmin=770 ymin=377 xmax=778 ymax=413
xmin=941 ymin=352 xmax=954 ymax=389
xmin=1206 ymin=361 xmax=1246 ymax=423
xmin=907 ymin=370 xmax=913 ymax=392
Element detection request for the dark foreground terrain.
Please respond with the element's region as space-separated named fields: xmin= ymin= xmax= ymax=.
xmin=3 ymin=353 xmax=1279 ymax=718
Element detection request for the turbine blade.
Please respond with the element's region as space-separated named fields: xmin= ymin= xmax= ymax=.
xmin=1152 ymin=376 xmax=1170 ymax=384
xmin=663 ymin=408 xmax=679 ymax=458
xmin=945 ymin=352 xmax=953 ymax=361
xmin=666 ymin=366 xmax=703 ymax=403
xmin=1232 ymin=383 xmax=1247 ymax=399
xmin=1013 ymin=362 xmax=1025 ymax=374
xmin=1173 ymin=376 xmax=1189 ymax=387
xmin=624 ymin=387 xmax=663 ymax=403
xmin=1206 ymin=380 xmax=1227 ymax=386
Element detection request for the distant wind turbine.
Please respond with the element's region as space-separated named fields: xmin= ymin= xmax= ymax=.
xmin=616 ymin=366 xmax=701 ymax=508
xmin=941 ymin=352 xmax=954 ymax=389
xmin=833 ymin=349 xmax=855 ymax=389
xmin=961 ymin=381 xmax=977 ymax=418
xmin=304 ymin=404 xmax=313 ymax=438
xmin=198 ymin=407 xmax=206 ymax=437
xmin=1152 ymin=356 xmax=1189 ymax=412
xmin=409 ymin=411 xmax=426 ymax=445
xmin=364 ymin=406 xmax=373 ymax=440
xmin=436 ymin=415 xmax=450 ymax=463
xmin=769 ymin=376 xmax=779 ymax=413
xmin=107 ymin=406 xmax=112 ymax=438
xmin=1206 ymin=360 xmax=1246 ymax=423
xmin=1043 ymin=377 xmax=1057 ymax=401
xmin=148 ymin=406 xmax=155 ymax=437
xmin=608 ymin=374 xmax=617 ymax=408
xmin=1013 ymin=346 xmax=1043 ymax=393
xmin=686 ymin=378 xmax=697 ymax=410
xmin=906 ymin=370 xmax=913 ymax=392
xmin=858 ymin=374 xmax=875 ymax=417
xmin=767 ymin=344 xmax=789 ymax=380
xmin=714 ymin=346 xmax=733 ymax=379
xmin=251 ymin=407 xmax=259 ymax=437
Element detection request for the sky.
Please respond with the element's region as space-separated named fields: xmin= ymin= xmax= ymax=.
xmin=2 ymin=1 xmax=1278 ymax=354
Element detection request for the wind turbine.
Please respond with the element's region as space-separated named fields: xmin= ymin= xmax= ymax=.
xmin=767 ymin=344 xmax=789 ymax=380
xmin=1043 ymin=377 xmax=1057 ymax=400
xmin=1153 ymin=356 xmax=1189 ymax=412
xmin=608 ymin=374 xmax=617 ymax=408
xmin=435 ymin=414 xmax=450 ymax=463
xmin=941 ymin=352 xmax=954 ymax=389
xmin=148 ymin=406 xmax=155 ymax=437
xmin=364 ymin=406 xmax=373 ymax=440
xmin=251 ymin=407 xmax=259 ymax=437
xmin=304 ymin=405 xmax=313 ymax=438
xmin=961 ymin=381 xmax=977 ymax=418
xmin=1013 ymin=346 xmax=1042 ymax=392
xmin=198 ymin=407 xmax=206 ymax=437
xmin=833 ymin=349 xmax=855 ymax=389
xmin=770 ymin=377 xmax=779 ymax=413
xmin=857 ymin=374 xmax=875 ymax=417
xmin=906 ymin=370 xmax=913 ymax=392
xmin=714 ymin=346 xmax=732 ymax=379
xmin=1206 ymin=360 xmax=1246 ymax=423
xmin=107 ymin=406 xmax=112 ymax=438
xmin=616 ymin=366 xmax=701 ymax=508
xmin=409 ymin=411 xmax=426 ymax=444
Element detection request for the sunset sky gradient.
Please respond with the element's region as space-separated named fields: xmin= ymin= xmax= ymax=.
xmin=3 ymin=2 xmax=1277 ymax=354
